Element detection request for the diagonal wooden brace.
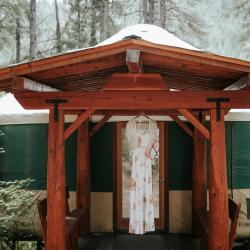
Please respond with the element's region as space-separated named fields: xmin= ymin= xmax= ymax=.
xmin=89 ymin=115 xmax=112 ymax=138
xmin=178 ymin=109 xmax=210 ymax=140
xmin=64 ymin=109 xmax=95 ymax=141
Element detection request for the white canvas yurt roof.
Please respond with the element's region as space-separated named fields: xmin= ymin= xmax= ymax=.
xmin=98 ymin=24 xmax=199 ymax=51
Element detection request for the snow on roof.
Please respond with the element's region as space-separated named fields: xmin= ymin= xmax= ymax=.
xmin=98 ymin=24 xmax=199 ymax=51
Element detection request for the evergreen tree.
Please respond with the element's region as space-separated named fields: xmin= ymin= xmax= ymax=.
xmin=64 ymin=0 xmax=122 ymax=49
xmin=29 ymin=0 xmax=37 ymax=59
xmin=63 ymin=0 xmax=92 ymax=49
xmin=0 ymin=0 xmax=249 ymax=65
xmin=0 ymin=0 xmax=29 ymax=63
xmin=0 ymin=1 xmax=17 ymax=50
xmin=55 ymin=0 xmax=62 ymax=53
xmin=139 ymin=0 xmax=207 ymax=49
xmin=94 ymin=0 xmax=123 ymax=44
xmin=223 ymin=0 xmax=250 ymax=60
xmin=199 ymin=0 xmax=250 ymax=60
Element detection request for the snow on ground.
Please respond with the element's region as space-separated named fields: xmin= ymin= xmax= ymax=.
xmin=98 ymin=24 xmax=199 ymax=51
xmin=0 ymin=93 xmax=49 ymax=125
xmin=0 ymin=93 xmax=48 ymax=115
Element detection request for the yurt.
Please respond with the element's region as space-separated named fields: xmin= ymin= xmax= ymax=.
xmin=1 ymin=24 xmax=250 ymax=249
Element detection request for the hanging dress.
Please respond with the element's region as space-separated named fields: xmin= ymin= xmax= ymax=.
xmin=125 ymin=116 xmax=158 ymax=234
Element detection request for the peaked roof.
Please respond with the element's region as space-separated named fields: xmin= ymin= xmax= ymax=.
xmin=0 ymin=25 xmax=249 ymax=92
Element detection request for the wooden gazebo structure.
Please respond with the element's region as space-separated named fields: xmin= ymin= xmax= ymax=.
xmin=0 ymin=38 xmax=250 ymax=250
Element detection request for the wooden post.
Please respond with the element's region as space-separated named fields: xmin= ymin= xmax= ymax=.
xmin=77 ymin=121 xmax=90 ymax=234
xmin=209 ymin=109 xmax=229 ymax=250
xmin=192 ymin=117 xmax=207 ymax=235
xmin=47 ymin=109 xmax=66 ymax=250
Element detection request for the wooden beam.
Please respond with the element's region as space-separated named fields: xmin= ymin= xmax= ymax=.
xmin=47 ymin=109 xmax=66 ymax=250
xmin=94 ymin=109 xmax=179 ymax=116
xmin=14 ymin=90 xmax=250 ymax=110
xmin=89 ymin=115 xmax=112 ymax=138
xmin=65 ymin=109 xmax=181 ymax=116
xmin=94 ymin=109 xmax=212 ymax=116
xmin=65 ymin=109 xmax=211 ymax=117
xmin=64 ymin=109 xmax=95 ymax=141
xmin=169 ymin=115 xmax=193 ymax=138
xmin=103 ymin=73 xmax=169 ymax=90
xmin=192 ymin=115 xmax=207 ymax=236
xmin=12 ymin=76 xmax=59 ymax=92
xmin=178 ymin=109 xmax=210 ymax=140
xmin=224 ymin=74 xmax=250 ymax=90
xmin=209 ymin=109 xmax=229 ymax=250
xmin=126 ymin=49 xmax=143 ymax=73
xmin=77 ymin=121 xmax=90 ymax=235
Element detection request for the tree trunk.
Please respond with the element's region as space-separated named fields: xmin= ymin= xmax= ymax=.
xmin=148 ymin=0 xmax=154 ymax=24
xmin=29 ymin=0 xmax=36 ymax=60
xmin=100 ymin=0 xmax=108 ymax=41
xmin=55 ymin=0 xmax=61 ymax=53
xmin=153 ymin=0 xmax=161 ymax=26
xmin=160 ymin=0 xmax=166 ymax=28
xmin=90 ymin=0 xmax=98 ymax=46
xmin=16 ymin=17 xmax=21 ymax=63
xmin=75 ymin=0 xmax=81 ymax=48
xmin=142 ymin=0 xmax=148 ymax=23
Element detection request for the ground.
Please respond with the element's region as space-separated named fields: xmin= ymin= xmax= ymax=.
xmin=78 ymin=233 xmax=250 ymax=250
xmin=78 ymin=233 xmax=200 ymax=250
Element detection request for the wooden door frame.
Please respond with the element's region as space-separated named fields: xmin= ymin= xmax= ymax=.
xmin=113 ymin=121 xmax=168 ymax=231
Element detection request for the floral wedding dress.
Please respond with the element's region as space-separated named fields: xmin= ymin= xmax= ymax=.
xmin=125 ymin=116 xmax=158 ymax=234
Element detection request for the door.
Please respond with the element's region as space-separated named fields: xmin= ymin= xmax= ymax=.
xmin=115 ymin=121 xmax=167 ymax=231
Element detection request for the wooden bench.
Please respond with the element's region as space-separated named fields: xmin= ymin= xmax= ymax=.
xmin=196 ymin=196 xmax=241 ymax=250
xmin=37 ymin=197 xmax=79 ymax=250
xmin=38 ymin=189 xmax=88 ymax=249
xmin=65 ymin=189 xmax=89 ymax=236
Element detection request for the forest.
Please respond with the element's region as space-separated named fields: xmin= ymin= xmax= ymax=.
xmin=0 ymin=0 xmax=249 ymax=67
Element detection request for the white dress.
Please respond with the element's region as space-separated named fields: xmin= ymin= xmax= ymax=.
xmin=125 ymin=116 xmax=158 ymax=234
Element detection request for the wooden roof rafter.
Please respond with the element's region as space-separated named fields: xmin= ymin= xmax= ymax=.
xmin=89 ymin=114 xmax=112 ymax=138
xmin=178 ymin=109 xmax=210 ymax=140
xmin=64 ymin=109 xmax=95 ymax=141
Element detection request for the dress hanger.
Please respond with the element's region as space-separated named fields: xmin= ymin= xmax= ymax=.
xmin=131 ymin=111 xmax=154 ymax=122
